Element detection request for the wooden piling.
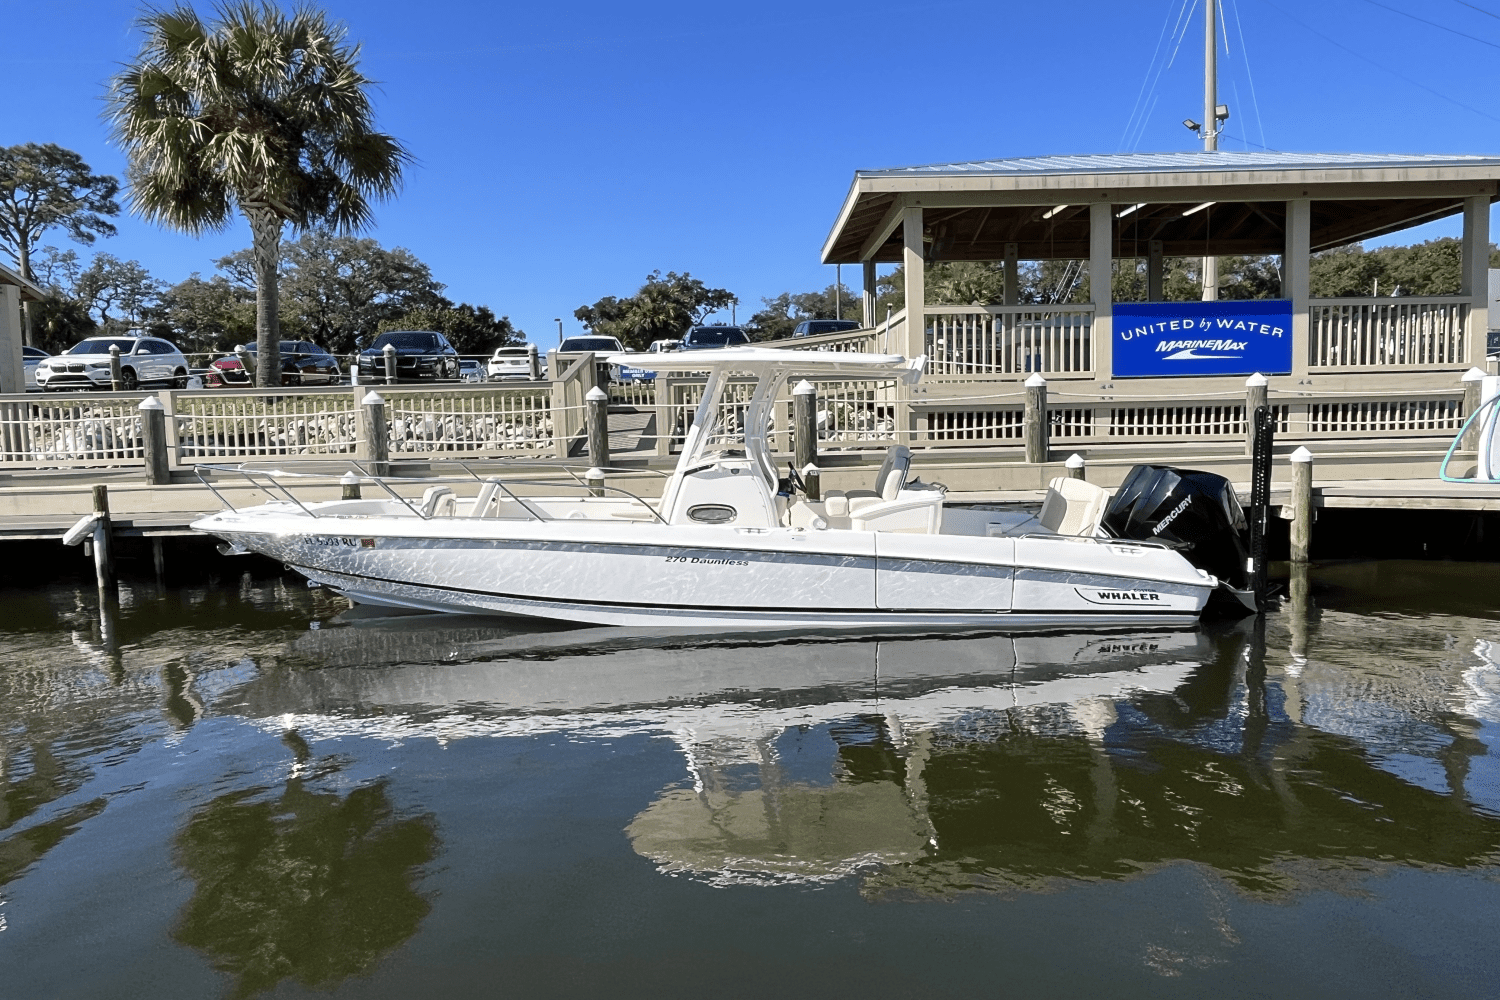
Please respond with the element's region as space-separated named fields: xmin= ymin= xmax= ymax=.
xmin=109 ymin=345 xmax=122 ymax=392
xmin=340 ymin=471 xmax=362 ymax=500
xmin=1065 ymin=453 xmax=1085 ymax=480
xmin=803 ymin=464 xmax=821 ymax=502
xmin=1024 ymin=374 xmax=1048 ymax=464
xmin=359 ymin=391 xmax=389 ymax=477
xmin=527 ymin=342 xmax=541 ymax=380
xmin=139 ymin=395 xmax=170 ymax=485
xmin=1462 ymin=367 xmax=1486 ymax=452
xmin=1290 ymin=446 xmax=1314 ymax=563
xmin=1245 ymin=373 xmax=1267 ymax=457
xmin=383 ymin=343 xmax=397 ymax=385
xmin=585 ymin=467 xmax=605 ymax=497
xmin=91 ymin=484 xmax=114 ymax=589
xmin=586 ymin=386 xmax=610 ymax=468
xmin=793 ymin=380 xmax=818 ymax=473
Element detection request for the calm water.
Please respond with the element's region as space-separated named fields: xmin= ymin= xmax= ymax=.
xmin=2 ymin=556 xmax=1498 ymax=999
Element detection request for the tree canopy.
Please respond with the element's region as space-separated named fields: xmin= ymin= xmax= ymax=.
xmin=376 ymin=304 xmax=524 ymax=355
xmin=575 ymin=271 xmax=737 ymax=349
xmin=746 ymin=284 xmax=862 ymax=340
xmin=107 ymin=2 xmax=409 ymax=385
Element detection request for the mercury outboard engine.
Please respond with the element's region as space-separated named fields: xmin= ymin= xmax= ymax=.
xmin=1100 ymin=465 xmax=1255 ymax=612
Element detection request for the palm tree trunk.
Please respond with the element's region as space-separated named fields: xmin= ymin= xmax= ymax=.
xmin=242 ymin=201 xmax=283 ymax=388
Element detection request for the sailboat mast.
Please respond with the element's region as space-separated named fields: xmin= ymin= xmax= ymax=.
xmin=1201 ymin=0 xmax=1220 ymax=299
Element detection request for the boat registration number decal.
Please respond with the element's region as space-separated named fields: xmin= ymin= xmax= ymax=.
xmin=664 ymin=555 xmax=749 ymax=566
xmin=1077 ymin=587 xmax=1164 ymax=605
xmin=307 ymin=536 xmax=376 ymax=548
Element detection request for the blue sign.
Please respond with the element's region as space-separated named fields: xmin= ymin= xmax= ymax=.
xmin=1112 ymin=300 xmax=1292 ymax=377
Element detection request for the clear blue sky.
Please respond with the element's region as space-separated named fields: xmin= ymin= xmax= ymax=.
xmin=8 ymin=0 xmax=1500 ymax=343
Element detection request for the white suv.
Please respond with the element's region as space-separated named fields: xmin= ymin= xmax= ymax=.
xmin=37 ymin=336 xmax=191 ymax=392
xmin=487 ymin=345 xmax=535 ymax=380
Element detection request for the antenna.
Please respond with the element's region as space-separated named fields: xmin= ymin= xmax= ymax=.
xmin=1178 ymin=0 xmax=1233 ymax=300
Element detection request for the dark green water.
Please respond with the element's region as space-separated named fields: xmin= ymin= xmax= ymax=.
xmin=1 ymin=558 xmax=1497 ymax=998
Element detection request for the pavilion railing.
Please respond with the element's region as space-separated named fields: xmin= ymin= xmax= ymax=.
xmin=923 ymin=305 xmax=1094 ymax=378
xmin=1309 ymin=296 xmax=1469 ymax=371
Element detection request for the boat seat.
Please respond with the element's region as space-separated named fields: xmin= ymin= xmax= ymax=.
xmin=873 ymin=445 xmax=912 ymax=500
xmin=1036 ymin=477 xmax=1110 ymax=536
xmin=420 ymin=486 xmax=456 ymax=518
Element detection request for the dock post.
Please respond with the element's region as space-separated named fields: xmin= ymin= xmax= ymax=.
xmin=383 ymin=343 xmax=397 ymax=385
xmin=1289 ymin=446 xmax=1314 ymax=563
xmin=528 ymin=343 xmax=541 ymax=380
xmin=1245 ymin=373 xmax=1267 ymax=456
xmin=585 ymin=467 xmax=605 ymax=497
xmin=802 ymin=463 xmax=821 ymax=502
xmin=359 ymin=390 xmax=389 ymax=477
xmin=340 ymin=470 xmax=362 ymax=500
xmin=1024 ymin=374 xmax=1048 ymax=464
xmin=91 ymin=484 xmax=114 ymax=590
xmin=586 ymin=386 xmax=610 ymax=468
xmin=152 ymin=537 xmax=166 ymax=586
xmin=1462 ymin=367 xmax=1486 ymax=452
xmin=793 ymin=380 xmax=818 ymax=473
xmin=109 ymin=345 xmax=122 ymax=392
xmin=1065 ymin=453 xmax=1085 ymax=480
xmin=139 ymin=395 xmax=170 ymax=485
xmin=235 ymin=345 xmax=255 ymax=387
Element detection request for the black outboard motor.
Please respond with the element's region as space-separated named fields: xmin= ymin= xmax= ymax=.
xmin=1101 ymin=465 xmax=1253 ymax=603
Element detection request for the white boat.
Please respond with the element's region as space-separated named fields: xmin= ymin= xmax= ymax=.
xmin=191 ymin=348 xmax=1247 ymax=628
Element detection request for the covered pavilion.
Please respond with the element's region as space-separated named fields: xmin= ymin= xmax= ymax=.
xmin=821 ymin=151 xmax=1500 ymax=381
xmin=0 ymin=263 xmax=44 ymax=394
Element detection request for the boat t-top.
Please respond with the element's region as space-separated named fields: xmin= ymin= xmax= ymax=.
xmin=192 ymin=348 xmax=1256 ymax=627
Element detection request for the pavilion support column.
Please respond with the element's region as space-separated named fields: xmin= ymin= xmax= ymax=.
xmin=0 ymin=285 xmax=23 ymax=395
xmin=1147 ymin=240 xmax=1164 ymax=302
xmin=1003 ymin=242 xmax=1019 ymax=306
xmin=902 ymin=206 xmax=925 ymax=360
xmin=1089 ymin=202 xmax=1113 ymax=378
xmin=1461 ymin=195 xmax=1490 ymax=365
xmin=1286 ymin=198 xmax=1311 ymax=378
xmin=862 ymin=259 xmax=877 ymax=329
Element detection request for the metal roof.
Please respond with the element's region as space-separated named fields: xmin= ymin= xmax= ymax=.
xmin=824 ymin=150 xmax=1500 ymax=264
xmin=857 ymin=151 xmax=1500 ymax=179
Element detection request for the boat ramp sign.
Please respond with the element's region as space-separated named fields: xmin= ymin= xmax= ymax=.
xmin=1112 ymin=300 xmax=1292 ymax=377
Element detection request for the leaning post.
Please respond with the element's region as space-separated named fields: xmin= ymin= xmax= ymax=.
xmin=793 ymin=380 xmax=818 ymax=473
xmin=586 ymin=386 xmax=610 ymax=469
xmin=109 ymin=345 xmax=122 ymax=392
xmin=1462 ymin=367 xmax=1487 ymax=452
xmin=1065 ymin=453 xmax=1086 ymax=480
xmin=1023 ymin=373 xmax=1048 ymax=464
xmin=360 ymin=390 xmax=389 ymax=477
xmin=91 ymin=483 xmax=114 ymax=589
xmin=1245 ymin=372 xmax=1268 ymax=457
xmin=1289 ymin=446 xmax=1314 ymax=563
xmin=139 ymin=395 xmax=170 ymax=485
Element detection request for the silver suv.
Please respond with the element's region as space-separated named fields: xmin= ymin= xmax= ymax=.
xmin=37 ymin=336 xmax=191 ymax=392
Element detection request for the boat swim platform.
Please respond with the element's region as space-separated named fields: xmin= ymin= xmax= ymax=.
xmin=0 ymin=457 xmax=1496 ymax=543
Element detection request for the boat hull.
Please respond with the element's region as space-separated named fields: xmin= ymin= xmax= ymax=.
xmin=194 ymin=506 xmax=1213 ymax=629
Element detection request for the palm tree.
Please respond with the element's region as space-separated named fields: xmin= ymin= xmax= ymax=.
xmin=106 ymin=2 xmax=408 ymax=387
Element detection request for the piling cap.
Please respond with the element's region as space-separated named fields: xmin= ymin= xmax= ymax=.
xmin=584 ymin=467 xmax=605 ymax=480
xmin=586 ymin=386 xmax=608 ymax=401
xmin=1463 ymin=367 xmax=1487 ymax=382
xmin=1064 ymin=453 xmax=1085 ymax=469
xmin=801 ymin=463 xmax=820 ymax=475
xmin=361 ymin=390 xmax=385 ymax=406
xmin=109 ymin=343 xmax=121 ymax=353
xmin=1245 ymin=372 xmax=1268 ymax=387
xmin=339 ymin=471 xmax=360 ymax=484
xmin=792 ymin=379 xmax=816 ymax=395
xmin=1024 ymin=373 xmax=1047 ymax=388
xmin=137 ymin=395 xmax=163 ymax=411
xmin=383 ymin=342 xmax=396 ymax=352
xmin=1290 ymin=446 xmax=1314 ymax=463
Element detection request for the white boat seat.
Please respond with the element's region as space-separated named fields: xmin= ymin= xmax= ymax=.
xmin=420 ymin=486 xmax=456 ymax=518
xmin=1037 ymin=476 xmax=1110 ymax=536
xmin=873 ymin=445 xmax=912 ymax=500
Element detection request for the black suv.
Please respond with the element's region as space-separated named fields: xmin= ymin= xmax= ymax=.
xmin=679 ymin=325 xmax=750 ymax=350
xmin=792 ymin=319 xmax=861 ymax=337
xmin=357 ymin=331 xmax=460 ymax=382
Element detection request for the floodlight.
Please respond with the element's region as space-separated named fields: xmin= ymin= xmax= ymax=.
xmin=1183 ymin=119 xmax=1201 ymax=131
xmin=1215 ymin=104 xmax=1230 ymax=121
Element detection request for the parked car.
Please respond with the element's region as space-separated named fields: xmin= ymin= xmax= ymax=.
xmin=356 ymin=330 xmax=460 ymax=382
xmin=487 ymin=345 xmax=534 ymax=380
xmin=458 ymin=359 xmax=484 ymax=382
xmin=646 ymin=339 xmax=680 ymax=353
xmin=202 ymin=340 xmax=342 ymax=387
xmin=792 ymin=319 xmax=861 ymax=337
xmin=679 ymin=325 xmax=750 ymax=351
xmin=23 ymin=346 xmax=48 ymax=391
xmin=557 ymin=335 xmax=626 ymax=383
xmin=36 ymin=336 xmax=191 ymax=391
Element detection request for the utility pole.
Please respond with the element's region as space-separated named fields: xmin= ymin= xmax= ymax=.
xmin=1201 ymin=0 xmax=1219 ymax=302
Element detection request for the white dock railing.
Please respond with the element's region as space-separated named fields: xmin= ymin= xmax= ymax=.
xmin=1308 ymin=296 xmax=1469 ymax=370
xmin=923 ymin=305 xmax=1095 ymax=378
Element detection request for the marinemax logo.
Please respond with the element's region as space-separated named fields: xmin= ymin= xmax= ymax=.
xmin=1113 ymin=301 xmax=1292 ymax=377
